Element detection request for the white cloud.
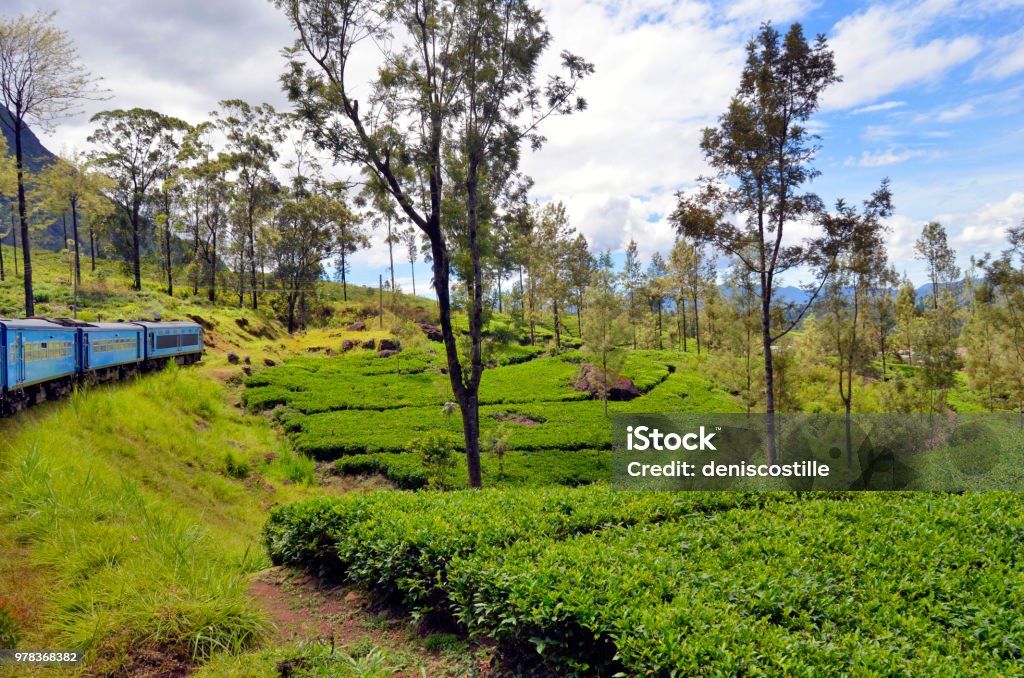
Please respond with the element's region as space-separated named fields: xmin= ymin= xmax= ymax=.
xmin=724 ymin=0 xmax=817 ymax=24
xmin=851 ymin=100 xmax=907 ymax=115
xmin=847 ymin=148 xmax=939 ymax=167
xmin=823 ymin=1 xmax=982 ymax=111
xmin=973 ymin=27 xmax=1024 ymax=80
xmin=935 ymin=103 xmax=975 ymax=122
xmin=951 ymin=191 xmax=1024 ymax=250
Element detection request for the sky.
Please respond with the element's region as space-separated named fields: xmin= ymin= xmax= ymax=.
xmin=7 ymin=0 xmax=1024 ymax=293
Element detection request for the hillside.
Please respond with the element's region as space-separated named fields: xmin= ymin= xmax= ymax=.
xmin=0 ymin=110 xmax=65 ymax=251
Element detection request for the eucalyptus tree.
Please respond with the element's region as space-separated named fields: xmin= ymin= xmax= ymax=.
xmin=403 ymin=226 xmax=419 ymax=297
xmin=0 ymin=11 xmax=105 ymax=314
xmin=671 ymin=23 xmax=848 ymax=464
xmin=646 ymin=252 xmax=669 ymax=349
xmin=88 ymin=108 xmax=188 ymax=291
xmin=214 ymin=100 xmax=287 ymax=309
xmin=815 ymin=183 xmax=892 ymax=463
xmin=330 ymin=178 xmax=369 ymax=302
xmin=33 ymin=150 xmax=112 ymax=287
xmin=583 ymin=251 xmax=626 ymax=417
xmin=276 ymin=0 xmax=591 ymax=487
xmin=275 ymin=177 xmax=352 ymax=332
xmin=915 ymin=221 xmax=959 ymax=310
xmin=623 ymin=239 xmax=644 ymax=349
xmin=565 ymin=232 xmax=594 ymax=337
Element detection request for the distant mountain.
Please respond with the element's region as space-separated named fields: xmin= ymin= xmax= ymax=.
xmin=720 ymin=280 xmax=972 ymax=312
xmin=1 ymin=108 xmax=64 ymax=251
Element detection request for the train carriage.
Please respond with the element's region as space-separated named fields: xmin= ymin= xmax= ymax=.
xmin=132 ymin=321 xmax=204 ymax=365
xmin=0 ymin=318 xmax=79 ymax=411
xmin=80 ymin=322 xmax=145 ymax=381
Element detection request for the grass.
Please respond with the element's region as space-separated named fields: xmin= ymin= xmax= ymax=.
xmin=0 ymin=363 xmax=321 ymax=671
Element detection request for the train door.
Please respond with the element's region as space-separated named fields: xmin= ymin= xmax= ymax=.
xmin=12 ymin=331 xmax=24 ymax=387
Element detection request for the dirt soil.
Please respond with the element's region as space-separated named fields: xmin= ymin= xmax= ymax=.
xmin=248 ymin=567 xmax=491 ymax=677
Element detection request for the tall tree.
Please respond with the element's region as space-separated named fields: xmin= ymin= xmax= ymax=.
xmin=277 ymin=0 xmax=591 ymax=487
xmin=0 ymin=11 xmax=104 ymax=314
xmin=672 ymin=22 xmax=845 ymax=465
xmin=623 ymin=239 xmax=644 ymax=349
xmin=646 ymin=252 xmax=669 ymax=349
xmin=403 ymin=226 xmax=419 ymax=297
xmin=275 ymin=174 xmax=353 ymax=332
xmin=914 ymin=221 xmax=960 ymax=310
xmin=34 ymin=150 xmax=111 ymax=288
xmin=88 ymin=108 xmax=188 ymax=290
xmin=215 ymin=100 xmax=287 ymax=309
xmin=815 ymin=183 xmax=893 ymax=463
xmin=582 ymin=251 xmax=625 ymax=416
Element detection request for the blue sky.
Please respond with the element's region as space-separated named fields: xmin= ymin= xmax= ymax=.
xmin=16 ymin=0 xmax=1024 ymax=294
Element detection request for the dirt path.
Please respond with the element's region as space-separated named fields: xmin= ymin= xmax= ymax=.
xmin=248 ymin=567 xmax=491 ymax=677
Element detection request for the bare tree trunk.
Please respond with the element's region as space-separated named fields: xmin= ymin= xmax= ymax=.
xmin=208 ymin=224 xmax=217 ymax=302
xmin=340 ymin=247 xmax=348 ymax=302
xmin=693 ymin=290 xmax=702 ymax=355
xmin=14 ymin=120 xmax=34 ymax=316
xmin=553 ymin=298 xmax=561 ymax=349
xmin=11 ymin=211 xmax=18 ymax=277
xmin=89 ymin=219 xmax=95 ymax=272
xmin=131 ymin=201 xmax=142 ymax=291
xmin=71 ymin=200 xmax=81 ymax=286
xmin=761 ymin=278 xmax=778 ymax=466
xmin=163 ymin=215 xmax=172 ymax=296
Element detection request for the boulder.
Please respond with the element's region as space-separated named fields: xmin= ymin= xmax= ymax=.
xmin=378 ymin=349 xmax=399 ymax=358
xmin=361 ymin=339 xmax=376 ymax=350
xmin=263 ymin=358 xmax=277 ymax=367
xmin=227 ymin=352 xmax=240 ymax=365
xmin=342 ymin=339 xmax=355 ymax=352
xmin=378 ymin=338 xmax=401 ymax=351
xmin=574 ymin=364 xmax=641 ymax=401
xmin=347 ymin=320 xmax=367 ymax=331
xmin=416 ymin=322 xmax=444 ymax=342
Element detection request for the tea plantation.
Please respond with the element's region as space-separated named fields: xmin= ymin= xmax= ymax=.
xmin=250 ymin=346 xmax=1024 ymax=676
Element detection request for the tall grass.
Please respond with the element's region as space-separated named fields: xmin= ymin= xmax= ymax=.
xmin=0 ymin=365 xmax=315 ymax=668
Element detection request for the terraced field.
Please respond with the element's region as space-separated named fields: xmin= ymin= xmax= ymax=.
xmin=243 ymin=345 xmax=740 ymax=486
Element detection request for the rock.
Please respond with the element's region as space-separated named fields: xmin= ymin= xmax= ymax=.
xmin=347 ymin=320 xmax=367 ymax=331
xmin=243 ymin=356 xmax=251 ymax=365
xmin=227 ymin=352 xmax=240 ymax=365
xmin=186 ymin=313 xmax=215 ymax=330
xmin=342 ymin=339 xmax=355 ymax=352
xmin=378 ymin=338 xmax=401 ymax=351
xmin=416 ymin=322 xmax=443 ymax=342
xmin=574 ymin=364 xmax=641 ymax=401
xmin=378 ymin=349 xmax=399 ymax=358
xmin=361 ymin=339 xmax=376 ymax=350
xmin=242 ymin=366 xmax=253 ymax=376
xmin=263 ymin=358 xmax=277 ymax=367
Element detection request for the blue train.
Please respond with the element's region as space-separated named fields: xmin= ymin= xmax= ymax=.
xmin=0 ymin=317 xmax=203 ymax=414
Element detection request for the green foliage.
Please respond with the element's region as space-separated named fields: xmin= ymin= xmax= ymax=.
xmin=407 ymin=430 xmax=460 ymax=489
xmin=262 ymin=488 xmax=786 ymax=619
xmin=449 ymin=493 xmax=1024 ymax=676
xmin=333 ymin=449 xmax=612 ymax=490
